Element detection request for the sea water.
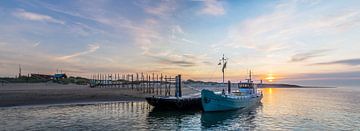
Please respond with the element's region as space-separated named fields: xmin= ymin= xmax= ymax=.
xmin=0 ymin=87 xmax=359 ymax=130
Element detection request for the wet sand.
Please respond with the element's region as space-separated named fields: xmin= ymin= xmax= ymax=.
xmin=0 ymin=83 xmax=199 ymax=107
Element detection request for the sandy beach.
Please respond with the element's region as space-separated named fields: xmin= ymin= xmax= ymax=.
xmin=0 ymin=83 xmax=199 ymax=107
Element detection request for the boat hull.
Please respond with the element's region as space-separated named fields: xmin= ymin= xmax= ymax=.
xmin=201 ymin=89 xmax=262 ymax=112
xmin=146 ymin=96 xmax=202 ymax=110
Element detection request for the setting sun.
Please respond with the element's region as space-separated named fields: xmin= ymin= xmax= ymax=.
xmin=265 ymin=74 xmax=275 ymax=82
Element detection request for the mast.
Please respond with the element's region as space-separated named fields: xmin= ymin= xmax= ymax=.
xmin=220 ymin=54 xmax=228 ymax=84
xmin=249 ymin=70 xmax=252 ymax=82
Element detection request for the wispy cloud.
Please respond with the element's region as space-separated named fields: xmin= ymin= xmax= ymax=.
xmin=57 ymin=44 xmax=100 ymax=60
xmin=220 ymin=1 xmax=360 ymax=52
xmin=33 ymin=41 xmax=40 ymax=47
xmin=155 ymin=57 xmax=196 ymax=67
xmin=13 ymin=9 xmax=65 ymax=24
xmin=313 ymin=58 xmax=360 ymax=66
xmin=148 ymin=53 xmax=211 ymax=68
xmin=143 ymin=1 xmax=176 ymax=16
xmin=198 ymin=0 xmax=225 ymax=16
xmin=290 ymin=49 xmax=329 ymax=62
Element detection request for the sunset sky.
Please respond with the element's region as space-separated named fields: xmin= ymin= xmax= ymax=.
xmin=0 ymin=0 xmax=360 ymax=86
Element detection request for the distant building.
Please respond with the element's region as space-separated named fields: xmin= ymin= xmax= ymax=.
xmin=53 ymin=73 xmax=67 ymax=80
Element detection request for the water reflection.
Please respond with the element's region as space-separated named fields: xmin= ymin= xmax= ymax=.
xmin=201 ymin=103 xmax=262 ymax=130
xmin=146 ymin=108 xmax=202 ymax=130
xmin=1 ymin=87 xmax=359 ymax=130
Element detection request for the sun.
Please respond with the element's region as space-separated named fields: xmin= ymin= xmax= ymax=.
xmin=265 ymin=74 xmax=275 ymax=82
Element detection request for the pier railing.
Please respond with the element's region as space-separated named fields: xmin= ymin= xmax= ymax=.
xmin=89 ymin=73 xmax=180 ymax=96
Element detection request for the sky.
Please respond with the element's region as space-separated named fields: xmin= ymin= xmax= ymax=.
xmin=0 ymin=0 xmax=360 ymax=86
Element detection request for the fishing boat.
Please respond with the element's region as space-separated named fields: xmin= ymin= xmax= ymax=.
xmin=201 ymin=55 xmax=263 ymax=112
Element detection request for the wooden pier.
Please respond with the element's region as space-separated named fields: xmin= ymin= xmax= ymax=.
xmin=89 ymin=73 xmax=202 ymax=110
xmin=89 ymin=73 xmax=177 ymax=96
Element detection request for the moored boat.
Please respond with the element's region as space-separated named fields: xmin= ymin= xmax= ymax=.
xmin=201 ymin=55 xmax=263 ymax=112
xmin=201 ymin=86 xmax=262 ymax=112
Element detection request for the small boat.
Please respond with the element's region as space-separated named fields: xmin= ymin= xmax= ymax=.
xmin=146 ymin=95 xmax=202 ymax=110
xmin=201 ymin=55 xmax=263 ymax=112
xmin=145 ymin=75 xmax=202 ymax=110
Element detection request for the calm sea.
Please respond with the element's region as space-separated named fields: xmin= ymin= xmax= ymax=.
xmin=1 ymin=87 xmax=359 ymax=130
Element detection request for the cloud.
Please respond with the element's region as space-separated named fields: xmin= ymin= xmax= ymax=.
xmin=155 ymin=57 xmax=196 ymax=67
xmin=13 ymin=9 xmax=65 ymax=24
xmin=199 ymin=0 xmax=225 ymax=16
xmin=313 ymin=58 xmax=360 ymax=66
xmin=57 ymin=44 xmax=100 ymax=60
xmin=143 ymin=1 xmax=176 ymax=16
xmin=145 ymin=52 xmax=211 ymax=68
xmin=181 ymin=38 xmax=198 ymax=44
xmin=33 ymin=41 xmax=40 ymax=47
xmin=220 ymin=1 xmax=360 ymax=52
xmin=290 ymin=49 xmax=329 ymax=62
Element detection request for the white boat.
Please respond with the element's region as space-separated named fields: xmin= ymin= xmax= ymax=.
xmin=201 ymin=81 xmax=263 ymax=112
xmin=201 ymin=55 xmax=263 ymax=112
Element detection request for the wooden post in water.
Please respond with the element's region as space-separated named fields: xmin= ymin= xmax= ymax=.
xmin=125 ymin=74 xmax=128 ymax=88
xmin=178 ymin=75 xmax=182 ymax=97
xmin=160 ymin=74 xmax=163 ymax=95
xmin=105 ymin=74 xmax=108 ymax=88
xmin=136 ymin=73 xmax=139 ymax=91
xmin=131 ymin=74 xmax=134 ymax=90
xmin=99 ymin=74 xmax=101 ymax=88
xmin=228 ymin=80 xmax=231 ymax=94
xmin=103 ymin=74 xmax=105 ymax=88
xmin=117 ymin=73 xmax=119 ymax=88
xmin=97 ymin=74 xmax=99 ymax=88
xmin=103 ymin=74 xmax=106 ymax=88
xmin=143 ymin=73 xmax=146 ymax=92
xmin=164 ymin=75 xmax=168 ymax=96
xmin=110 ymin=74 xmax=113 ymax=88
xmin=100 ymin=74 xmax=103 ymax=88
xmin=156 ymin=74 xmax=159 ymax=95
xmin=152 ymin=73 xmax=154 ymax=93
xmin=142 ymin=73 xmax=145 ymax=93
xmin=141 ymin=73 xmax=143 ymax=92
xmin=147 ymin=74 xmax=150 ymax=93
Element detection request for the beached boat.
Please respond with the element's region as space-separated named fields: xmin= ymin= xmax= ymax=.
xmin=201 ymin=55 xmax=263 ymax=112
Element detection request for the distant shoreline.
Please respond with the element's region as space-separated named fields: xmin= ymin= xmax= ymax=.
xmin=260 ymin=86 xmax=336 ymax=88
xmin=260 ymin=83 xmax=336 ymax=88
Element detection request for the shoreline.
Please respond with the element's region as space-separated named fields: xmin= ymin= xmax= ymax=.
xmin=0 ymin=83 xmax=198 ymax=107
xmin=0 ymin=99 xmax=146 ymax=108
xmin=0 ymin=83 xmax=146 ymax=107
